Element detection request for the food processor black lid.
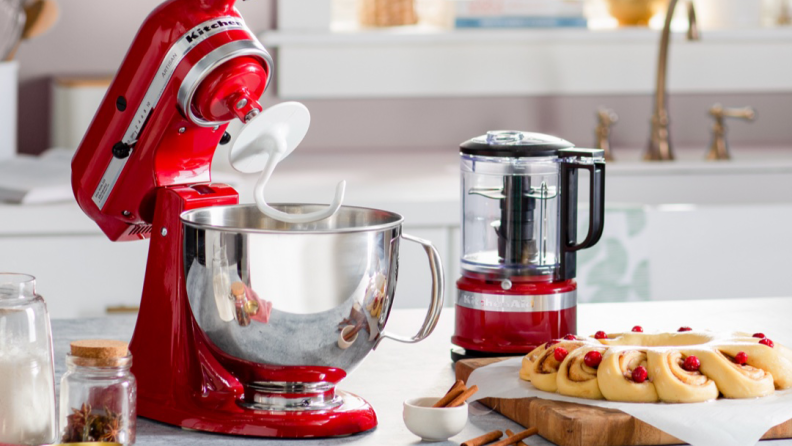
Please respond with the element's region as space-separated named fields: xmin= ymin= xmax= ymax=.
xmin=460 ymin=131 xmax=574 ymax=157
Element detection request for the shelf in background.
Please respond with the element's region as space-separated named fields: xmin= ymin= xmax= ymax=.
xmin=260 ymin=27 xmax=792 ymax=99
xmin=263 ymin=26 xmax=792 ymax=45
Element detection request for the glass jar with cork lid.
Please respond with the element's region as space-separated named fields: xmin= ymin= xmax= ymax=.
xmin=59 ymin=340 xmax=136 ymax=444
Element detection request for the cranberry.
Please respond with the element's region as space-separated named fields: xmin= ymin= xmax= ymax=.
xmin=594 ymin=331 xmax=608 ymax=340
xmin=632 ymin=366 xmax=648 ymax=383
xmin=545 ymin=340 xmax=560 ymax=349
xmin=682 ymin=355 xmax=701 ymax=372
xmin=564 ymin=334 xmax=577 ymax=341
xmin=753 ymin=333 xmax=766 ymax=339
xmin=554 ymin=347 xmax=569 ymax=362
xmin=759 ymin=338 xmax=774 ymax=348
xmin=734 ymin=352 xmax=748 ymax=365
xmin=678 ymin=327 xmax=692 ymax=332
xmin=584 ymin=351 xmax=602 ymax=368
xmin=632 ymin=326 xmax=643 ymax=333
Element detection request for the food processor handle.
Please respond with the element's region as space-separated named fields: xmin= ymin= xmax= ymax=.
xmin=375 ymin=233 xmax=445 ymax=348
xmin=559 ymin=149 xmax=606 ymax=281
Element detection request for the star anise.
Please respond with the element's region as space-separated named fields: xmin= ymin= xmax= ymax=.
xmin=74 ymin=403 xmax=92 ymax=426
xmin=99 ymin=418 xmax=122 ymax=442
xmin=61 ymin=414 xmax=81 ymax=442
xmin=61 ymin=403 xmax=95 ymax=442
xmin=61 ymin=402 xmax=130 ymax=443
xmin=83 ymin=411 xmax=101 ymax=442
xmin=104 ymin=406 xmax=119 ymax=421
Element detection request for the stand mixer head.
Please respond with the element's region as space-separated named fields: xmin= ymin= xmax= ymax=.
xmin=70 ymin=0 xmax=445 ymax=437
xmin=71 ymin=0 xmax=271 ymax=242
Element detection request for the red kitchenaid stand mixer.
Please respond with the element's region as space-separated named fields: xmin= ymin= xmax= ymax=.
xmin=70 ymin=0 xmax=381 ymax=437
xmin=451 ymin=131 xmax=606 ymax=361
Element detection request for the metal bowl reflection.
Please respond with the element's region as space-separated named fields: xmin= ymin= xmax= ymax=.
xmin=181 ymin=204 xmax=443 ymax=379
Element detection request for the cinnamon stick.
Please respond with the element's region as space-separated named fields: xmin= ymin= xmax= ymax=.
xmin=488 ymin=427 xmax=538 ymax=446
xmin=446 ymin=384 xmax=478 ymax=407
xmin=445 ymin=379 xmax=466 ymax=395
xmin=432 ymin=380 xmax=466 ymax=408
xmin=506 ymin=429 xmax=530 ymax=446
xmin=460 ymin=430 xmax=503 ymax=446
xmin=342 ymin=321 xmax=364 ymax=342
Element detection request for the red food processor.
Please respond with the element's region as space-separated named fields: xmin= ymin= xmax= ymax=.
xmin=451 ymin=131 xmax=606 ymax=361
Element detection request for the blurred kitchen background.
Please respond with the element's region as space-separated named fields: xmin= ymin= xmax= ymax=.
xmin=1 ymin=0 xmax=792 ymax=318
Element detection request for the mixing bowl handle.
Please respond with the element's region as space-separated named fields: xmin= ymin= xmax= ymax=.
xmin=375 ymin=233 xmax=445 ymax=348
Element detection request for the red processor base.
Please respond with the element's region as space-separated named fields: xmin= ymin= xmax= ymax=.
xmin=452 ymin=276 xmax=577 ymax=355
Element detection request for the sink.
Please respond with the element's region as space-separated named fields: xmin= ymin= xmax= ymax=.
xmin=583 ymin=146 xmax=792 ymax=206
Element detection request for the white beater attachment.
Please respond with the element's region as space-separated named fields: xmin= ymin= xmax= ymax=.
xmin=229 ymin=102 xmax=346 ymax=224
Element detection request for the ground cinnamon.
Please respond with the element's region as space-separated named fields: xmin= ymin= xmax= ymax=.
xmin=432 ymin=380 xmax=466 ymax=408
xmin=487 ymin=427 xmax=538 ymax=446
xmin=506 ymin=429 xmax=530 ymax=446
xmin=460 ymin=430 xmax=503 ymax=446
xmin=446 ymin=384 xmax=478 ymax=407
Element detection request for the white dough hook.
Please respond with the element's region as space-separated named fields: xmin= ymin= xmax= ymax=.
xmin=229 ymin=102 xmax=346 ymax=224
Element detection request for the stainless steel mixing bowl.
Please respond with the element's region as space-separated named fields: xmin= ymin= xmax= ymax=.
xmin=181 ymin=204 xmax=444 ymax=380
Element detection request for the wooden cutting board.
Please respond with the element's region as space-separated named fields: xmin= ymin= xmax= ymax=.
xmin=456 ymin=357 xmax=792 ymax=446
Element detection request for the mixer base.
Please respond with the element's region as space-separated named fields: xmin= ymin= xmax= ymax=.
xmin=139 ymin=389 xmax=377 ymax=438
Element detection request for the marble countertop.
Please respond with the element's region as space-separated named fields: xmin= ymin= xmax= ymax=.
xmin=52 ymin=297 xmax=792 ymax=446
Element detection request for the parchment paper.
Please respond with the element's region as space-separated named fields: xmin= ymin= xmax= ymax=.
xmin=467 ymin=357 xmax=792 ymax=446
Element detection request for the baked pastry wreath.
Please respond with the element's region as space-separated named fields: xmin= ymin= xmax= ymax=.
xmin=520 ymin=328 xmax=792 ymax=403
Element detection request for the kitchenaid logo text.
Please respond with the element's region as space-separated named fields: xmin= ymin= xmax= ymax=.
xmin=460 ymin=293 xmax=535 ymax=309
xmin=159 ymin=18 xmax=246 ymax=79
xmin=456 ymin=290 xmax=575 ymax=313
xmin=185 ymin=19 xmax=242 ymax=43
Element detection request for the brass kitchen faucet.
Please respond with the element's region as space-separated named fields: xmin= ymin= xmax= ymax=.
xmin=645 ymin=0 xmax=700 ymax=161
xmin=595 ymin=108 xmax=618 ymax=161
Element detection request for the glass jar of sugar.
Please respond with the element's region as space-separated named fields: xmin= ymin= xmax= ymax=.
xmin=0 ymin=273 xmax=57 ymax=445
xmin=59 ymin=340 xmax=136 ymax=444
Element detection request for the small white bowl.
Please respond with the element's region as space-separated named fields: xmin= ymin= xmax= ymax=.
xmin=403 ymin=396 xmax=468 ymax=442
xmin=337 ymin=325 xmax=359 ymax=349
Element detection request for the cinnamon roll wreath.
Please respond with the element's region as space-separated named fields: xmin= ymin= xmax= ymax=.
xmin=520 ymin=331 xmax=792 ymax=403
